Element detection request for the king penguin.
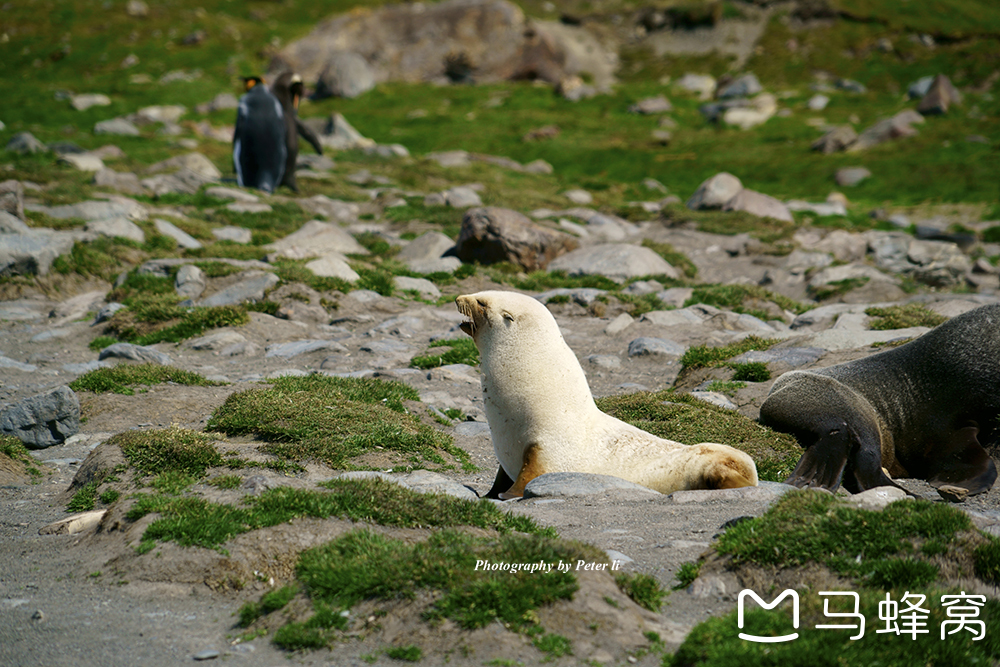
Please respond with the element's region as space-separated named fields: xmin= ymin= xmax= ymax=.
xmin=269 ymin=71 xmax=323 ymax=193
xmin=233 ymin=76 xmax=286 ymax=194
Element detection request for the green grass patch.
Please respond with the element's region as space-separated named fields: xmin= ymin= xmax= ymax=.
xmin=385 ymin=646 xmax=422 ymax=662
xmin=680 ymin=336 xmax=781 ymax=370
xmin=98 ymin=489 xmax=120 ymax=505
xmin=484 ymin=266 xmax=619 ymax=292
xmin=865 ymin=304 xmax=947 ymax=330
xmin=239 ymin=583 xmax=300 ymax=627
xmin=206 ymin=374 xmax=471 ymax=470
xmin=595 ymin=390 xmax=802 ymax=482
xmin=730 ymin=361 xmax=770 ymax=382
xmin=0 ymin=435 xmax=41 ymax=478
xmin=110 ymin=428 xmax=223 ymax=478
xmin=87 ymin=336 xmax=118 ymax=352
xmin=127 ymin=477 xmax=556 ymax=551
xmin=703 ymin=380 xmax=745 ymax=396
xmin=667 ymin=588 xmax=1000 ymax=667
xmin=671 ymin=486 xmax=1000 ymax=664
xmin=641 ymin=240 xmax=697 ymax=279
xmin=410 ymin=338 xmax=480 ymax=369
xmin=829 ymin=0 xmax=1000 ymax=37
xmin=68 ymin=363 xmax=225 ymax=395
xmin=67 ymin=480 xmax=100 ymax=513
xmin=253 ymin=527 xmax=601 ymax=653
xmin=715 ymin=490 xmax=977 ymax=586
xmin=811 ymin=276 xmax=870 ymax=301
xmin=615 ymin=573 xmax=668 ymax=612
xmin=104 ymin=294 xmax=250 ymax=346
xmin=673 ymin=561 xmax=702 ymax=590
xmin=206 ymin=475 xmax=242 ymax=490
xmin=684 ymin=284 xmax=808 ymax=318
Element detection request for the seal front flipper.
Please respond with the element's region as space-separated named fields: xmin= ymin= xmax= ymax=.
xmin=485 ymin=465 xmax=513 ymax=500
xmin=785 ymin=427 xmax=852 ymax=491
xmin=499 ymin=444 xmax=545 ymax=500
xmin=296 ymin=117 xmax=323 ymax=155
xmin=926 ymin=426 xmax=998 ymax=496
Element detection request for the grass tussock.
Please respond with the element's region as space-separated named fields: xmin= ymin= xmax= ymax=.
xmin=865 ymin=304 xmax=948 ymax=330
xmin=206 ymin=374 xmax=471 ymax=470
xmin=670 ymin=488 xmax=1000 ymax=665
xmin=68 ymin=363 xmax=226 ymax=395
xmin=716 ymin=490 xmax=980 ymax=587
xmin=104 ymin=295 xmax=250 ymax=346
xmin=680 ymin=336 xmax=781 ymax=370
xmin=410 ymin=338 xmax=480 ymax=369
xmin=0 ymin=435 xmax=41 ymax=479
xmin=684 ymin=284 xmax=808 ymax=319
xmin=667 ymin=588 xmax=1000 ymax=667
xmin=128 ymin=477 xmax=556 ymax=551
xmin=110 ymin=428 xmax=224 ymax=477
xmin=244 ymin=525 xmax=619 ymax=653
xmin=595 ymin=390 xmax=802 ymax=482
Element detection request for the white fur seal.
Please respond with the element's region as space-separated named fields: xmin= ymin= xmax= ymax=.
xmin=760 ymin=303 xmax=1000 ymax=496
xmin=456 ymin=290 xmax=759 ymax=498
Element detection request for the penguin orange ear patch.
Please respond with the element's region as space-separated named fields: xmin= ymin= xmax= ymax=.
xmin=242 ymin=76 xmax=264 ymax=91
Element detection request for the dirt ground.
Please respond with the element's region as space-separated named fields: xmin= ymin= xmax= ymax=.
xmin=4 ymin=292 xmax=1000 ymax=666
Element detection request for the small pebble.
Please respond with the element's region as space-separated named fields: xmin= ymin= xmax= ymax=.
xmin=193 ymin=649 xmax=220 ymax=661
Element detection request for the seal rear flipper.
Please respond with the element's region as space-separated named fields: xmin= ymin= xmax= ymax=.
xmin=927 ymin=426 xmax=998 ymax=496
xmin=785 ymin=429 xmax=852 ymax=492
xmin=485 ymin=465 xmax=513 ymax=500
xmin=499 ymin=443 xmax=544 ymax=499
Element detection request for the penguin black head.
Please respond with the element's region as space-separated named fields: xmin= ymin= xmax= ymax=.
xmin=270 ymin=71 xmax=305 ymax=109
xmin=242 ymin=76 xmax=265 ymax=91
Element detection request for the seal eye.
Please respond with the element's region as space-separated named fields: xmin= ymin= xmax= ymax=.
xmin=502 ymin=311 xmax=514 ymax=323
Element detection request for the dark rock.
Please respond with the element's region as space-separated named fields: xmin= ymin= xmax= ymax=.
xmin=314 ymin=51 xmax=376 ymax=99
xmin=454 ymin=206 xmax=578 ymax=271
xmin=523 ymin=472 xmax=659 ymax=498
xmin=549 ymin=244 xmax=679 ymax=283
xmin=6 ymin=132 xmax=47 ymax=154
xmin=0 ymin=386 xmax=80 ymax=449
xmin=0 ymin=232 xmax=75 ymax=276
xmin=917 ymin=74 xmax=962 ymax=115
xmin=686 ymin=172 xmax=743 ymax=209
xmin=811 ymin=125 xmax=857 ymax=153
xmin=0 ymin=180 xmax=25 ymax=220
xmin=628 ymin=95 xmax=672 ymax=114
xmin=93 ymin=118 xmax=141 ymax=136
xmin=835 ymin=78 xmax=866 ymax=93
xmin=848 ymin=110 xmax=923 ymax=152
xmin=627 ymin=337 xmax=685 ymax=358
xmin=273 ymin=0 xmax=615 ymax=90
xmin=93 ymin=168 xmax=144 ymax=195
xmin=198 ymin=271 xmax=280 ymax=307
xmin=99 ymin=343 xmax=172 ymax=365
xmin=835 ymin=167 xmax=871 ymax=187
xmin=716 ymin=73 xmax=762 ymax=99
xmin=722 ymin=189 xmax=793 ymax=222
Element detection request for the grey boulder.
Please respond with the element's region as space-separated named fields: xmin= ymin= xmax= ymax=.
xmin=0 ymin=386 xmax=80 ymax=449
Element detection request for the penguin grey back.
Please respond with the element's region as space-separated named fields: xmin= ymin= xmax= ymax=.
xmin=233 ymin=81 xmax=287 ymax=193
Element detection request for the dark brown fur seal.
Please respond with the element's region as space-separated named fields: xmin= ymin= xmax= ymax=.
xmin=759 ymin=303 xmax=1000 ymax=496
xmin=269 ymin=72 xmax=323 ymax=193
